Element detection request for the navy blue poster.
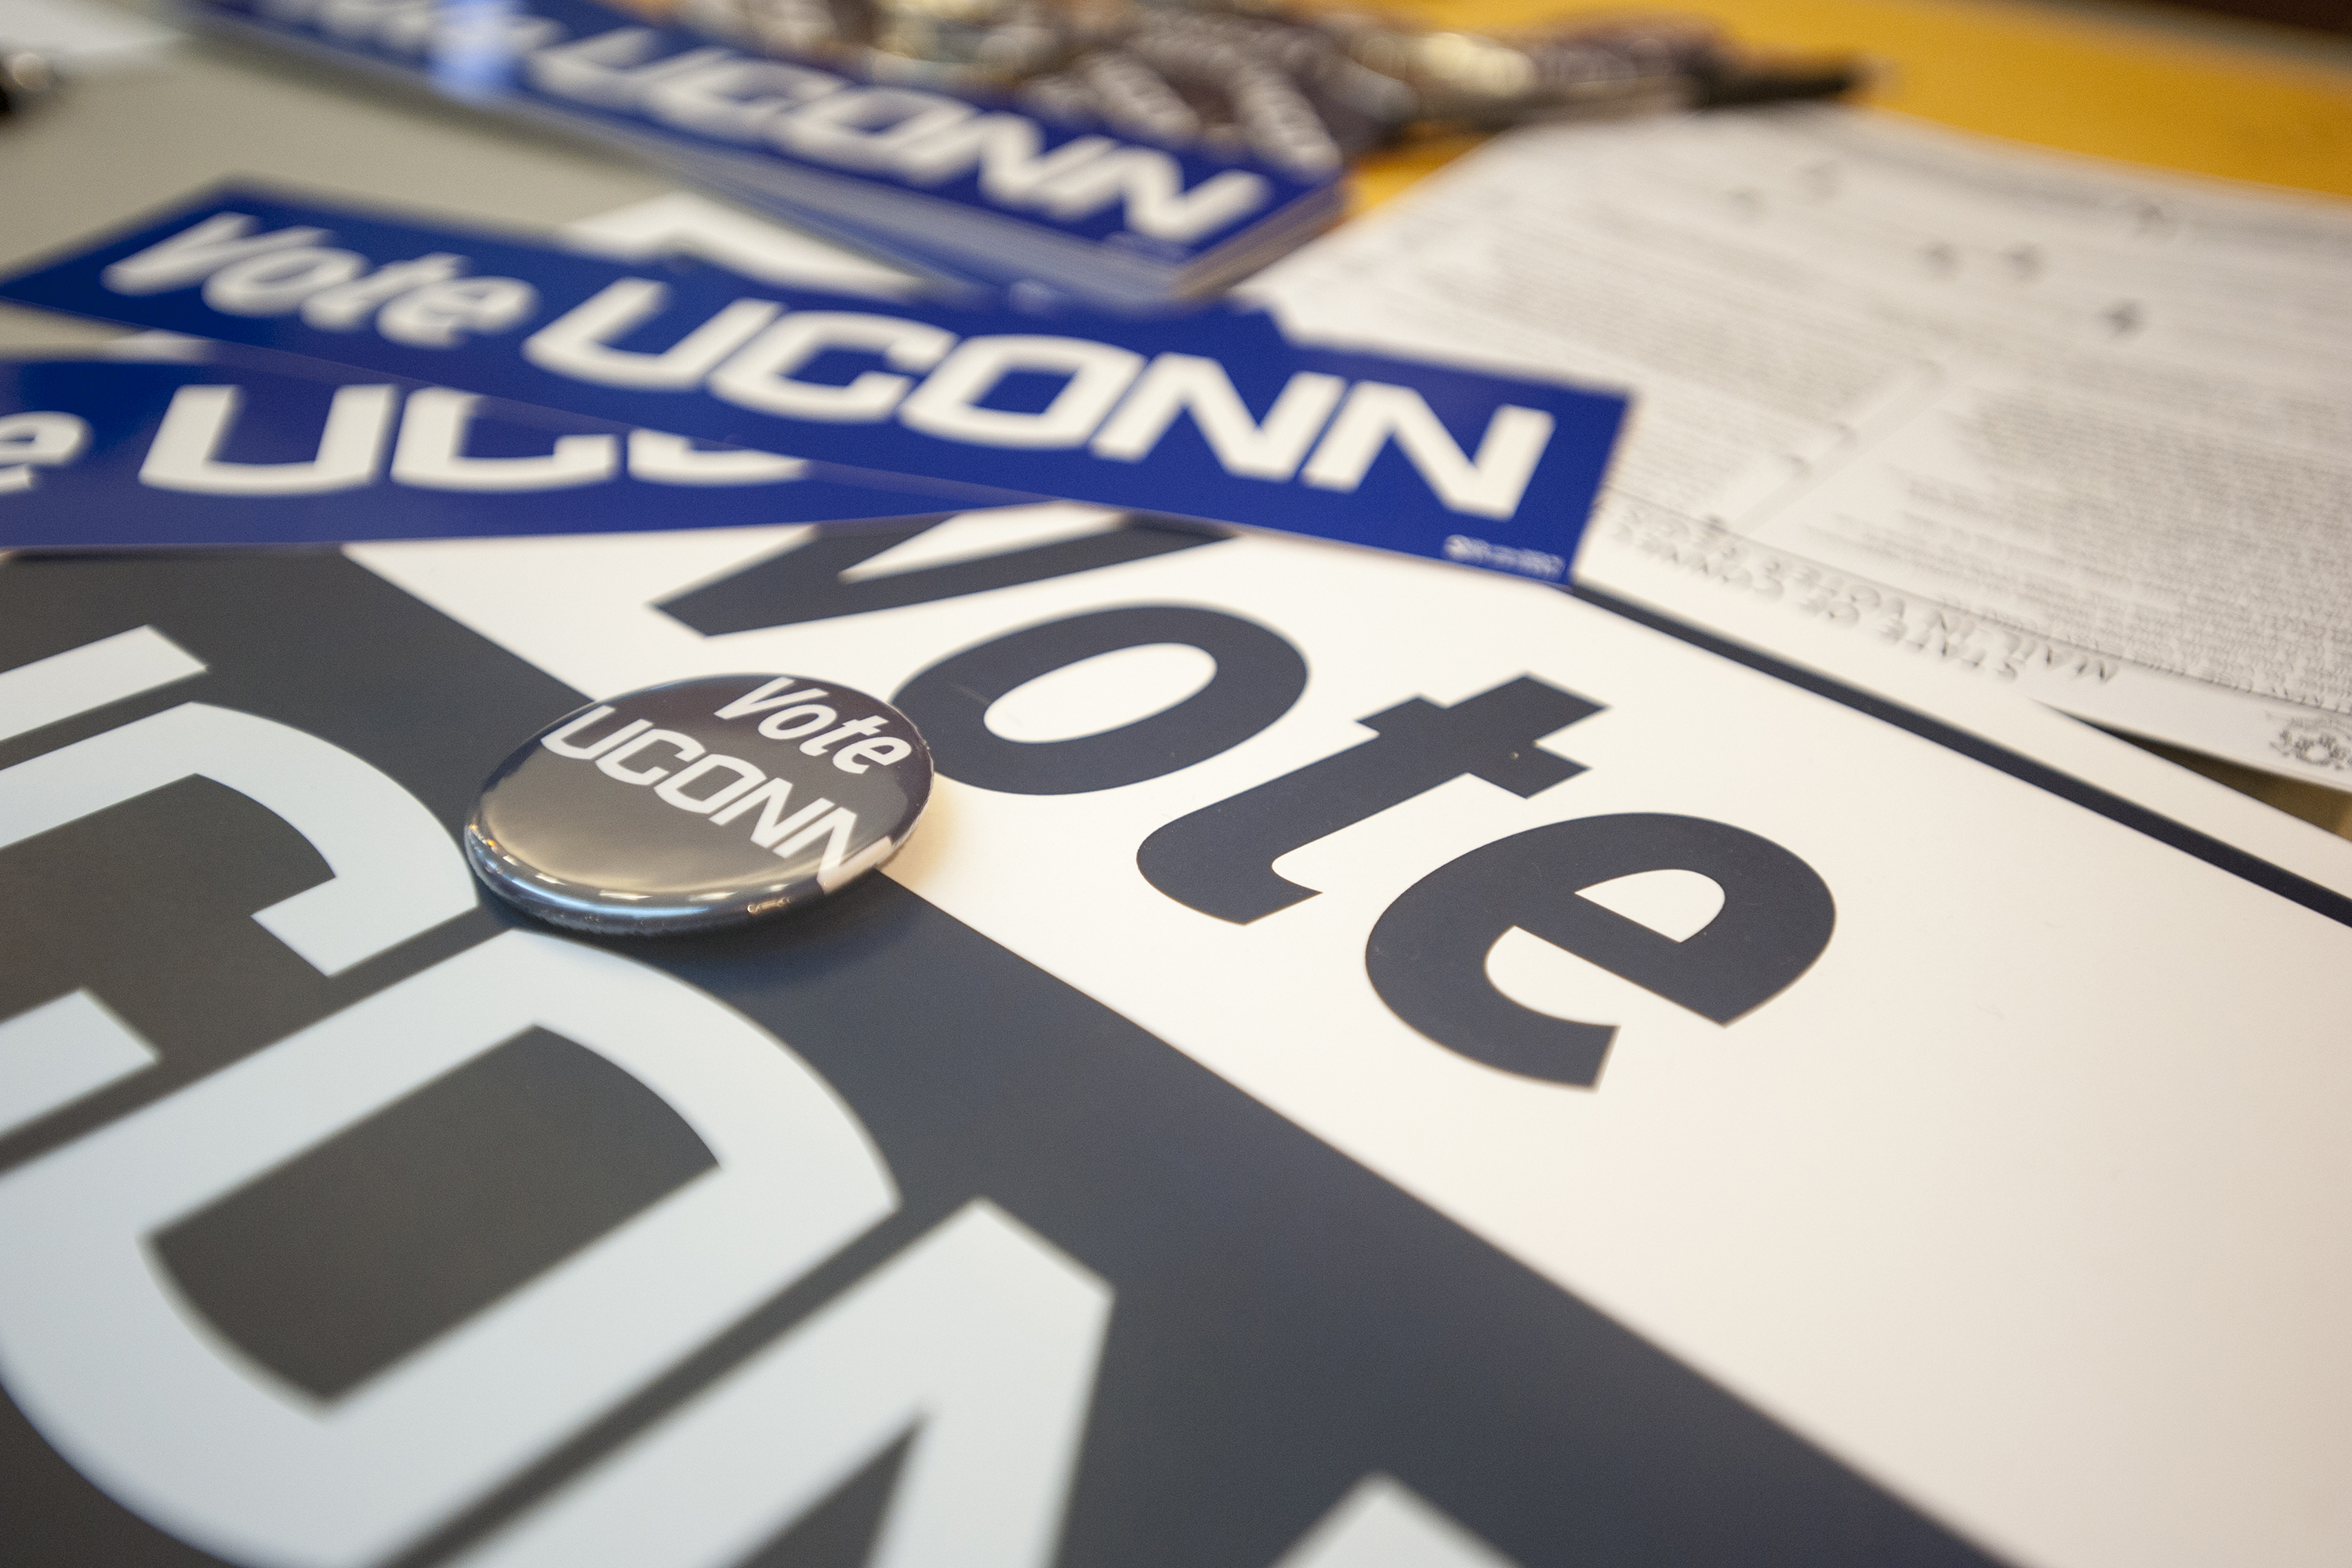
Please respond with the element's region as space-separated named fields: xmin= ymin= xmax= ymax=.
xmin=0 ymin=543 xmax=1997 ymax=1568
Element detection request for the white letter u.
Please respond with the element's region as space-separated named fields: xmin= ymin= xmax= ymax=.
xmin=140 ymin=383 xmax=397 ymax=497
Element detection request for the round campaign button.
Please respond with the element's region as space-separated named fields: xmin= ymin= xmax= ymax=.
xmin=466 ymin=674 xmax=932 ymax=935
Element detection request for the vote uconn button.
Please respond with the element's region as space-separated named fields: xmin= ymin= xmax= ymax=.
xmin=466 ymin=674 xmax=932 ymax=935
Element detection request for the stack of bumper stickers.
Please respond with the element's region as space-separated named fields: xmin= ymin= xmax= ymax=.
xmin=0 ymin=187 xmax=1627 ymax=563
xmin=185 ymin=0 xmax=1835 ymax=308
xmin=0 ymin=343 xmax=1022 ymax=546
xmin=191 ymin=0 xmax=1349 ymax=307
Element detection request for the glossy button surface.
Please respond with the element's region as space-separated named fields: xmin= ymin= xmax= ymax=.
xmin=466 ymin=674 xmax=931 ymax=935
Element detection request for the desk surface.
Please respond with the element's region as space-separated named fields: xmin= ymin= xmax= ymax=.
xmin=1355 ymin=0 xmax=2352 ymax=206
xmin=2 ymin=0 xmax=2348 ymax=833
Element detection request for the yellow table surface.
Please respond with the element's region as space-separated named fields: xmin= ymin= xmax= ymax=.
xmin=1352 ymin=0 xmax=2352 ymax=208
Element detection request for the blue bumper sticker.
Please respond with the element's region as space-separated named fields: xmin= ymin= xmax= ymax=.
xmin=0 ymin=348 xmax=1018 ymax=549
xmin=0 ymin=188 xmax=1629 ymax=577
xmin=186 ymin=0 xmax=1343 ymax=308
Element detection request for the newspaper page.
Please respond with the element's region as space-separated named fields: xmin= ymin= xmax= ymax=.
xmin=1245 ymin=106 xmax=2352 ymax=788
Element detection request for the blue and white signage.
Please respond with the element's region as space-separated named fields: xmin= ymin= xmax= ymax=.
xmin=0 ymin=353 xmax=1011 ymax=549
xmin=0 ymin=190 xmax=1631 ymax=575
xmin=190 ymin=0 xmax=1341 ymax=305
